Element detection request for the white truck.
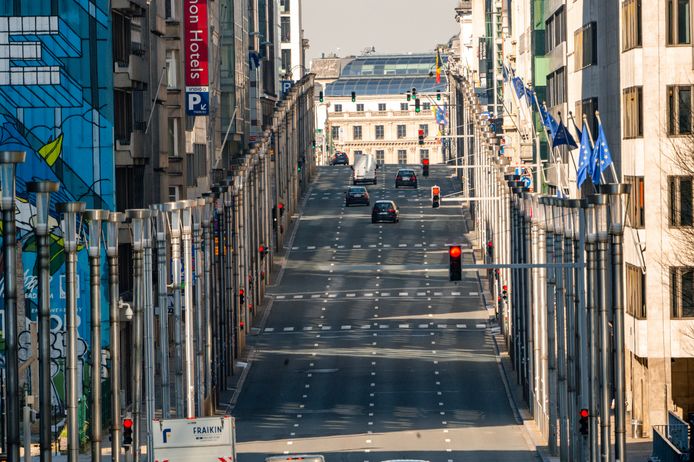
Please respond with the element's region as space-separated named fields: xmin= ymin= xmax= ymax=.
xmin=352 ymin=153 xmax=377 ymax=185
xmin=152 ymin=416 xmax=236 ymax=462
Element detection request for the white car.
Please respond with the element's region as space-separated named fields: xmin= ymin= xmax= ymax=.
xmin=352 ymin=153 xmax=378 ymax=185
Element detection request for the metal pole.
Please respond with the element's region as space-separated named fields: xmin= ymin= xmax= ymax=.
xmin=1 ymin=151 xmax=26 ymax=462
xmin=180 ymin=202 xmax=196 ymax=418
xmin=523 ymin=195 xmax=533 ymax=405
xmin=28 ymin=180 xmax=58 ymax=462
xmin=563 ymin=202 xmax=578 ymax=462
xmin=57 ymin=201 xmax=85 ymax=462
xmin=106 ymin=212 xmax=124 ymax=462
xmin=202 ymin=197 xmax=214 ymax=408
xmin=192 ymin=200 xmax=205 ymax=415
xmin=85 ymin=209 xmax=109 ymax=462
xmin=598 ymin=238 xmax=611 ymax=462
xmin=542 ymin=198 xmax=558 ymax=457
xmin=575 ymin=204 xmax=590 ymax=462
xmin=553 ymin=201 xmax=569 ymax=462
xmin=586 ymin=238 xmax=599 ymax=462
xmin=143 ymin=216 xmax=155 ymax=457
xmin=167 ymin=203 xmax=184 ymax=416
xmin=153 ymin=207 xmax=170 ymax=418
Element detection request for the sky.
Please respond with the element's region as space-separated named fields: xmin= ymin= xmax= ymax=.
xmin=301 ymin=0 xmax=460 ymax=65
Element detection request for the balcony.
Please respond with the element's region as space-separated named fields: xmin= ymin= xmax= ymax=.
xmin=115 ymin=131 xmax=147 ymax=165
xmin=112 ymin=0 xmax=146 ymax=16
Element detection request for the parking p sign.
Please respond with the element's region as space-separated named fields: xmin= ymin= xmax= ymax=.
xmin=186 ymin=88 xmax=209 ymax=116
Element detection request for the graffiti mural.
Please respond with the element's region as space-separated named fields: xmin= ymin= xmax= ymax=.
xmin=0 ymin=0 xmax=115 ymax=437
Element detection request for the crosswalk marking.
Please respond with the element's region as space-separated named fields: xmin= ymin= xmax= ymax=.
xmin=379 ymin=324 xmax=388 ymax=329
xmin=337 ymin=245 xmax=345 ymax=249
xmin=364 ymin=293 xmax=374 ymax=297
xmin=380 ymin=292 xmax=391 ymax=296
xmin=265 ymin=328 xmax=275 ymax=332
xmin=361 ymin=325 xmax=371 ymax=329
xmin=353 ymin=244 xmax=362 ymax=248
xmin=383 ymin=244 xmax=391 ymax=248
xmin=434 ymin=292 xmax=443 ymax=296
xmin=369 ymin=244 xmax=377 ymax=248
xmin=303 ymin=326 xmax=313 ymax=331
xmin=346 ymin=293 xmax=356 ymax=297
xmin=311 ymin=294 xmax=321 ymax=298
xmin=418 ymin=324 xmax=429 ymax=328
xmin=398 ymin=244 xmax=407 ymax=248
xmin=328 ymin=294 xmax=337 ymax=298
xmin=307 ymin=246 xmax=316 ymax=250
xmin=283 ymin=327 xmax=294 ymax=332
xmin=341 ymin=325 xmax=351 ymax=330
xmin=437 ymin=324 xmax=448 ymax=329
xmin=451 ymin=292 xmax=461 ymax=296
xmin=414 ymin=244 xmax=422 ymax=248
xmin=292 ymin=246 xmax=299 ymax=250
xmin=322 ymin=326 xmax=332 ymax=330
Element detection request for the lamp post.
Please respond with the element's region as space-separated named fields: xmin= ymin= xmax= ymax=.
xmin=534 ymin=194 xmax=548 ymax=421
xmin=84 ymin=209 xmax=109 ymax=462
xmin=0 ymin=151 xmax=25 ymax=462
xmin=142 ymin=209 xmax=155 ymax=457
xmin=106 ymin=211 xmax=124 ymax=462
xmin=163 ymin=201 xmax=184 ymax=416
xmin=179 ymin=199 xmax=196 ymax=418
xmin=192 ymin=198 xmax=205 ymax=416
xmin=57 ymin=201 xmax=85 ymax=462
xmin=152 ymin=205 xmax=170 ymax=419
xmin=27 ymin=180 xmax=59 ymax=462
xmin=591 ymin=193 xmax=611 ymax=462
xmin=201 ymin=195 xmax=214 ymax=407
xmin=584 ymin=198 xmax=599 ymax=462
xmin=600 ymin=183 xmax=631 ymax=462
xmin=540 ymin=196 xmax=558 ymax=456
xmin=125 ymin=208 xmax=150 ymax=461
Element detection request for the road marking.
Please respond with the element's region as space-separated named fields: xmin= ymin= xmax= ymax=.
xmin=398 ymin=244 xmax=407 ymax=248
xmin=437 ymin=324 xmax=448 ymax=329
xmin=328 ymin=294 xmax=337 ymax=298
xmin=346 ymin=293 xmax=356 ymax=297
xmin=381 ymin=292 xmax=391 ymax=296
xmin=341 ymin=325 xmax=352 ymax=330
xmin=321 ymin=326 xmax=332 ymax=330
xmin=337 ymin=245 xmax=345 ymax=249
xmin=457 ymin=324 xmax=467 ymax=328
xmin=398 ymin=292 xmax=408 ymax=296
xmin=361 ymin=325 xmax=371 ymax=329
xmin=434 ymin=292 xmax=443 ymax=296
xmin=419 ymin=323 xmax=429 ymax=328
xmin=283 ymin=327 xmax=294 ymax=332
xmin=369 ymin=244 xmax=377 ymax=248
xmin=476 ymin=323 xmax=486 ymax=329
xmin=265 ymin=328 xmax=275 ymax=332
xmin=353 ymin=244 xmax=362 ymax=248
xmin=379 ymin=324 xmax=388 ymax=329
xmin=311 ymin=294 xmax=321 ymax=298
xmin=364 ymin=292 xmax=373 ymax=297
xmin=417 ymin=292 xmax=426 ymax=296
xmin=451 ymin=291 xmax=461 ymax=296
xmin=293 ymin=295 xmax=304 ymax=299
xmin=303 ymin=326 xmax=313 ymax=331
xmin=276 ymin=295 xmax=286 ymax=299
xmin=383 ymin=244 xmax=391 ymax=248
xmin=469 ymin=291 xmax=479 ymax=296
xmin=414 ymin=244 xmax=422 ymax=248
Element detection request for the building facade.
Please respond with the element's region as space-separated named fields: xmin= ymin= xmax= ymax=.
xmin=315 ymin=54 xmax=449 ymax=166
xmin=279 ymin=0 xmax=305 ymax=79
xmin=469 ymin=0 xmax=694 ymax=431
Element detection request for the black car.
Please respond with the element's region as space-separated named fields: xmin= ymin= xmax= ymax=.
xmin=395 ymin=168 xmax=418 ymax=188
xmin=371 ymin=200 xmax=399 ymax=223
xmin=345 ymin=186 xmax=370 ymax=206
xmin=331 ymin=153 xmax=349 ymax=165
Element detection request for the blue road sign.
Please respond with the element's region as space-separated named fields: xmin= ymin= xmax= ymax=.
xmin=186 ymin=90 xmax=209 ymax=116
xmin=281 ymin=80 xmax=294 ymax=96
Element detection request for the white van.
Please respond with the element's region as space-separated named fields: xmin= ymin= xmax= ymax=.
xmin=352 ymin=153 xmax=377 ymax=185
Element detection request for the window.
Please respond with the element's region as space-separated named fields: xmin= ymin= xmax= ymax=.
xmin=625 ymin=176 xmax=645 ymax=228
xmin=356 ymin=104 xmax=364 ymax=112
xmin=623 ymin=87 xmax=643 ymax=138
xmin=354 ymin=150 xmax=363 ymax=157
xmin=166 ymin=49 xmax=179 ymax=89
xmin=375 ymin=125 xmax=385 ymax=140
xmin=376 ymin=150 xmax=385 ymax=165
xmin=419 ymin=124 xmax=429 ymax=137
xmin=397 ymin=125 xmax=407 ymax=139
xmin=671 ymin=267 xmax=694 ymax=318
xmin=398 ymin=149 xmax=408 ymax=164
xmin=165 ymin=0 xmax=177 ymax=19
xmin=168 ymin=117 xmax=180 ymax=157
xmin=334 ymin=104 xmax=342 ymax=113
xmin=331 ymin=126 xmax=340 ymax=140
xmin=627 ymin=264 xmax=647 ymax=319
xmin=574 ymin=97 xmax=599 ymax=136
xmin=168 ymin=186 xmax=180 ymax=202
xmin=622 ymin=0 xmax=642 ymax=50
xmin=667 ymin=0 xmax=691 ymax=45
xmin=281 ymin=17 xmax=291 ymax=42
xmin=547 ymin=67 xmax=567 ymax=107
xmin=423 ymin=102 xmax=431 ymax=111
xmin=400 ymin=103 xmax=409 ymax=111
xmin=669 ymin=176 xmax=694 ymax=226
xmin=420 ymin=149 xmax=429 ymax=161
xmin=574 ymin=22 xmax=597 ymax=69
xmin=353 ymin=126 xmax=362 ymax=140
xmin=280 ymin=0 xmax=290 ymax=13
xmin=668 ymin=85 xmax=693 ymax=135
xmin=114 ymin=89 xmax=133 ymax=143
xmin=112 ymin=12 xmax=131 ymax=66
xmin=281 ymin=49 xmax=291 ymax=71
xmin=545 ymin=6 xmax=566 ymax=51
xmin=378 ymin=103 xmax=386 ymax=111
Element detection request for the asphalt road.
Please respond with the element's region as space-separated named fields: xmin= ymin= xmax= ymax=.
xmin=232 ymin=164 xmax=538 ymax=462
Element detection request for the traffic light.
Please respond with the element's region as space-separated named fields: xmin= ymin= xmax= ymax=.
xmin=436 ymin=89 xmax=441 ymax=101
xmin=431 ymin=185 xmax=440 ymax=208
xmin=239 ymin=289 xmax=245 ymax=305
xmin=122 ymin=417 xmax=133 ymax=447
xmin=422 ymin=157 xmax=429 ymax=177
xmin=411 ymin=87 xmax=417 ymax=98
xmin=351 ymin=91 xmax=356 ymax=102
xmin=579 ymin=408 xmax=589 ymax=436
xmin=319 ymin=91 xmax=324 ymax=102
xmin=278 ymin=202 xmax=285 ymax=217
xmin=449 ymin=245 xmax=462 ymax=281
xmin=414 ymin=98 xmax=421 ymax=113
xmin=406 ymin=91 xmax=411 ymax=101
xmin=418 ymin=129 xmax=425 ymax=146
xmin=259 ymin=245 xmax=270 ymax=258
xmin=502 ymin=284 xmax=508 ymax=301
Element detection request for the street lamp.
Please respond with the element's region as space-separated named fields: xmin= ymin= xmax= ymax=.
xmin=192 ymin=198 xmax=206 ymax=416
xmin=27 ymin=180 xmax=58 ymax=462
xmin=201 ymin=195 xmax=214 ymax=403
xmin=105 ymin=211 xmax=124 ymax=462
xmin=57 ymin=200 xmax=85 ymax=462
xmin=599 ymin=183 xmax=631 ymax=460
xmin=84 ymin=208 xmax=109 ymax=462
xmin=179 ymin=199 xmax=196 ymax=418
xmin=151 ymin=204 xmax=171 ymax=418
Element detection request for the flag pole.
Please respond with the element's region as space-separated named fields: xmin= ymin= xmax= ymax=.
xmin=594 ymin=111 xmax=619 ymax=183
xmin=582 ymin=114 xmax=604 ymax=191
xmin=541 ymin=101 xmax=570 ymax=194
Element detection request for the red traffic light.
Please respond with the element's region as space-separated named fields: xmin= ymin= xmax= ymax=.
xmin=580 ymin=408 xmax=589 ymax=418
xmin=422 ymin=158 xmax=429 ymax=165
xmin=123 ymin=418 xmax=133 ymax=429
xmin=418 ymin=129 xmax=425 ymax=137
xmin=258 ymin=245 xmax=265 ymax=253
xmin=449 ymin=246 xmax=462 ymax=258
xmin=239 ymin=289 xmax=244 ymax=296
xmin=278 ymin=203 xmax=284 ymax=210
xmin=503 ymin=285 xmax=508 ymax=291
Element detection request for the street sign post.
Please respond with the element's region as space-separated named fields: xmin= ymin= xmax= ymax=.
xmin=152 ymin=416 xmax=237 ymax=462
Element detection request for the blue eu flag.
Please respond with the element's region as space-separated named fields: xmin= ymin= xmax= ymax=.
xmin=552 ymin=121 xmax=578 ymax=149
xmin=576 ymin=122 xmax=593 ymax=188
xmin=591 ymin=122 xmax=614 ymax=185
